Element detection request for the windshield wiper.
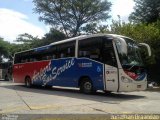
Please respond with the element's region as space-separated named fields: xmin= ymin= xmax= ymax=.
xmin=128 ymin=64 xmax=135 ymax=71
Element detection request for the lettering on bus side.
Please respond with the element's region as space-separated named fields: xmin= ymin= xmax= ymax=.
xmin=78 ymin=62 xmax=92 ymax=68
xmin=32 ymin=58 xmax=75 ymax=85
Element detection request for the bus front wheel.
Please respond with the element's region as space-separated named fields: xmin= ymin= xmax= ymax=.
xmin=25 ymin=77 xmax=32 ymax=88
xmin=80 ymin=78 xmax=94 ymax=94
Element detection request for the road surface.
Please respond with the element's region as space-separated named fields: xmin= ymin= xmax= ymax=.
xmin=0 ymin=81 xmax=160 ymax=114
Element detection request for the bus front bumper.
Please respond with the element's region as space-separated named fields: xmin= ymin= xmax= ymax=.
xmin=118 ymin=81 xmax=147 ymax=92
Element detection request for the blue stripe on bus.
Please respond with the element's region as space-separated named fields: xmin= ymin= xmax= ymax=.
xmin=32 ymin=58 xmax=104 ymax=91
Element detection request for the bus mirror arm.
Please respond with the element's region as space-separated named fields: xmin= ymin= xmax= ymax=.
xmin=139 ymin=43 xmax=151 ymax=57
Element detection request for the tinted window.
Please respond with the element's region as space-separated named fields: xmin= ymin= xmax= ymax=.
xmin=78 ymin=37 xmax=117 ymax=67
xmin=14 ymin=41 xmax=76 ymax=64
xmin=102 ymin=39 xmax=117 ymax=67
xmin=38 ymin=46 xmax=57 ymax=61
xmin=78 ymin=37 xmax=103 ymax=62
xmin=14 ymin=50 xmax=34 ymax=64
xmin=57 ymin=41 xmax=75 ymax=58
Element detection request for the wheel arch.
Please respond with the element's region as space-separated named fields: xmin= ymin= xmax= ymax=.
xmin=24 ymin=75 xmax=31 ymax=82
xmin=78 ymin=76 xmax=93 ymax=87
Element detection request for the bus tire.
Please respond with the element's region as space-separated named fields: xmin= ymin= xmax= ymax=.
xmin=25 ymin=77 xmax=32 ymax=88
xmin=80 ymin=78 xmax=94 ymax=94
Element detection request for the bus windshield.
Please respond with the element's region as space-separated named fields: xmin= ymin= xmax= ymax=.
xmin=116 ymin=37 xmax=144 ymax=67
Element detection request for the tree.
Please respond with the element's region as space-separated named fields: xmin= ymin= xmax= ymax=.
xmin=33 ymin=0 xmax=111 ymax=37
xmin=16 ymin=33 xmax=43 ymax=48
xmin=129 ymin=0 xmax=160 ymax=24
xmin=43 ymin=28 xmax=66 ymax=45
xmin=0 ymin=37 xmax=10 ymax=62
xmin=81 ymin=23 xmax=109 ymax=34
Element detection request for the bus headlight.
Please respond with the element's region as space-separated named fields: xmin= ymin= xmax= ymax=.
xmin=121 ymin=76 xmax=133 ymax=83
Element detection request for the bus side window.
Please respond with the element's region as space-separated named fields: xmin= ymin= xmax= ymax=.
xmin=78 ymin=37 xmax=103 ymax=62
xmin=57 ymin=41 xmax=75 ymax=59
xmin=21 ymin=59 xmax=25 ymax=63
xmin=14 ymin=54 xmax=22 ymax=64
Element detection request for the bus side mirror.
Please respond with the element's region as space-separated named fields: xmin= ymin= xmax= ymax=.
xmin=139 ymin=43 xmax=151 ymax=57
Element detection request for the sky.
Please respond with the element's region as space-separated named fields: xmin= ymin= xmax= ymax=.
xmin=0 ymin=0 xmax=135 ymax=43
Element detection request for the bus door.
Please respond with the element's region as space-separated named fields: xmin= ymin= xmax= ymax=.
xmin=103 ymin=39 xmax=119 ymax=92
xmin=105 ymin=65 xmax=118 ymax=92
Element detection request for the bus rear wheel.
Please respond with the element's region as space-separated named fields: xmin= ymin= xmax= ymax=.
xmin=25 ymin=77 xmax=32 ymax=88
xmin=80 ymin=78 xmax=94 ymax=94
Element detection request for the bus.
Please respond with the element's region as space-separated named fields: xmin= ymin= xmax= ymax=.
xmin=0 ymin=62 xmax=12 ymax=81
xmin=13 ymin=34 xmax=151 ymax=93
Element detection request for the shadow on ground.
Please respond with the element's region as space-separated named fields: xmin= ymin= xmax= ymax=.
xmin=0 ymin=82 xmax=147 ymax=104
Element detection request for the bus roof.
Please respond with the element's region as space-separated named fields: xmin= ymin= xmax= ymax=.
xmin=50 ymin=34 xmax=132 ymax=45
xmin=14 ymin=34 xmax=132 ymax=55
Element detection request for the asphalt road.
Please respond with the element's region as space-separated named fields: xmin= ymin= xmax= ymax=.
xmin=0 ymin=81 xmax=160 ymax=114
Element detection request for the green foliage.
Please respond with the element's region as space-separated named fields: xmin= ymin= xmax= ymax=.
xmin=81 ymin=23 xmax=109 ymax=34
xmin=16 ymin=33 xmax=43 ymax=48
xmin=42 ymin=28 xmax=66 ymax=45
xmin=0 ymin=37 xmax=10 ymax=62
xmin=129 ymin=0 xmax=160 ymax=24
xmin=15 ymin=29 xmax=66 ymax=46
xmin=33 ymin=0 xmax=111 ymax=37
xmin=10 ymin=29 xmax=66 ymax=57
xmin=3 ymin=33 xmax=45 ymax=60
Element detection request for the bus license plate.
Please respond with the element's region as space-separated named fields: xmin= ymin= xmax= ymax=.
xmin=137 ymin=85 xmax=141 ymax=88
